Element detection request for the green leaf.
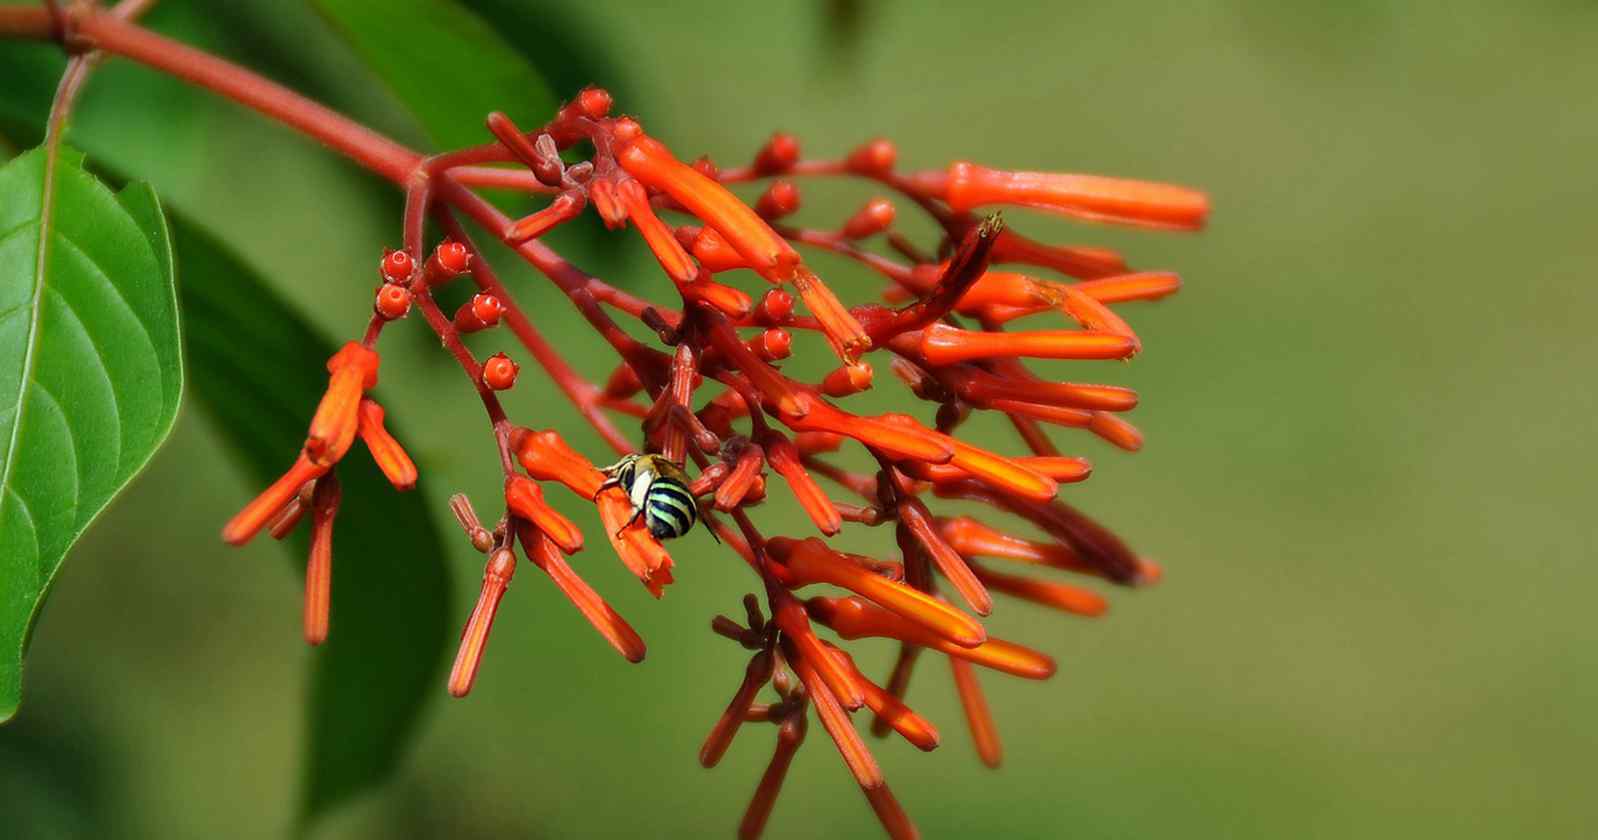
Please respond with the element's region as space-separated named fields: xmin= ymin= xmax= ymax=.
xmin=170 ymin=215 xmax=451 ymax=827
xmin=309 ymin=0 xmax=560 ymax=153
xmin=0 ymin=146 xmax=184 ymax=722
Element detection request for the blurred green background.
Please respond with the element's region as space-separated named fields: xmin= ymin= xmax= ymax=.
xmin=3 ymin=0 xmax=1596 ymax=837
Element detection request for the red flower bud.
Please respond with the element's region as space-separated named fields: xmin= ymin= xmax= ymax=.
xmin=430 ymin=239 xmax=471 ymax=277
xmin=752 ymin=132 xmax=800 ymax=174
xmin=453 ymin=292 xmax=504 ymax=333
xmin=481 ymin=353 xmax=520 ymax=390
xmin=576 ymin=86 xmax=612 ymax=119
xmin=845 ymin=138 xmax=897 ymax=174
xmin=840 ymin=198 xmax=895 ymax=240
xmin=754 ymin=288 xmax=794 ymax=325
xmin=755 ymin=180 xmax=801 ymax=219
xmin=379 ymin=248 xmax=414 ymax=284
xmin=373 ymin=284 xmax=411 ymax=320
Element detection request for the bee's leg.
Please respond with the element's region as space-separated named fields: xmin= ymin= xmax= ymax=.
xmin=615 ymin=503 xmax=647 ymax=537
xmin=699 ymin=515 xmax=722 ymax=544
xmin=592 ymin=475 xmax=621 ymax=501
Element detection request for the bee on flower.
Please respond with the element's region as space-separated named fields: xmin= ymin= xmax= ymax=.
xmin=598 ymin=453 xmax=713 ymax=542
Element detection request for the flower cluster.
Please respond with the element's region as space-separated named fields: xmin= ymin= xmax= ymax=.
xmin=222 ymin=87 xmax=1205 ymax=838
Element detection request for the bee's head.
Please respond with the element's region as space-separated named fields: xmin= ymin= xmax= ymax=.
xmin=601 ymin=453 xmax=639 ymax=476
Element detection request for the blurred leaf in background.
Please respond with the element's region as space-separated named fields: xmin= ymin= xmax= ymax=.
xmin=173 ymin=215 xmax=452 ymax=828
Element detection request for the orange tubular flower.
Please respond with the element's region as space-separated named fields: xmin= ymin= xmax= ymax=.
xmin=939 ymin=161 xmax=1210 ymax=231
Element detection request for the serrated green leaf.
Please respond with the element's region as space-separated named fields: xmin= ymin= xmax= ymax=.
xmin=0 ymin=146 xmax=184 ymax=721
xmin=309 ymin=0 xmax=560 ymax=153
xmin=169 ymin=216 xmax=451 ymax=828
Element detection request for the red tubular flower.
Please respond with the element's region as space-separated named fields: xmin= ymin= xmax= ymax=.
xmin=715 ymin=442 xmax=766 ymax=510
xmin=739 ymin=711 xmax=806 ymax=840
xmin=305 ymin=342 xmax=379 ymax=466
xmin=618 ymin=135 xmax=799 ymax=275
xmin=505 ymin=476 xmax=583 ymax=554
xmin=507 ymin=190 xmax=585 ymax=242
xmin=782 ymin=637 xmax=881 ymax=787
xmin=221 ymin=453 xmax=328 ymax=545
xmin=968 ymin=561 xmax=1108 ymax=617
xmin=522 ymin=525 xmax=646 ymax=662
xmin=948 ymin=657 xmax=1001 ymax=768
xmin=938 ymin=161 xmax=1210 ymax=231
xmin=619 ymin=177 xmax=698 ymax=284
xmin=700 ymin=649 xmax=775 ymax=768
xmin=757 ymin=429 xmax=841 ymax=535
xmin=807 ymin=596 xmax=1055 ymax=680
xmin=916 ymin=322 xmax=1136 ymax=365
xmin=769 ymin=591 xmax=864 ymax=710
xmin=357 ymin=398 xmax=417 ymax=491
xmin=989 ymin=229 xmax=1128 ymax=279
xmin=891 ymin=495 xmax=993 ymax=617
xmin=768 ymin=537 xmax=985 ymax=647
xmin=449 ymin=546 xmax=517 ymax=697
xmin=303 ymin=474 xmax=341 ymax=646
xmin=828 ymin=644 xmax=939 ymax=751
xmin=1075 ymin=271 xmax=1183 ymax=303
xmin=597 ymin=490 xmax=676 ymax=597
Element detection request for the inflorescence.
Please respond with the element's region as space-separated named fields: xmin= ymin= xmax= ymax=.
xmin=220 ymin=87 xmax=1207 ymax=839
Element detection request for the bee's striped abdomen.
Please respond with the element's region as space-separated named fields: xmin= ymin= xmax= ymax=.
xmin=644 ymin=478 xmax=698 ymax=540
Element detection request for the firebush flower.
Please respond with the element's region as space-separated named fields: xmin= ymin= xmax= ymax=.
xmin=218 ymin=86 xmax=1208 ymax=838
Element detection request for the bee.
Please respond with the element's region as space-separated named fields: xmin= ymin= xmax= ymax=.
xmin=597 ymin=453 xmax=717 ymax=542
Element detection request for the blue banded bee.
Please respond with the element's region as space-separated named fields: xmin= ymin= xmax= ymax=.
xmin=597 ymin=453 xmax=717 ymax=542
